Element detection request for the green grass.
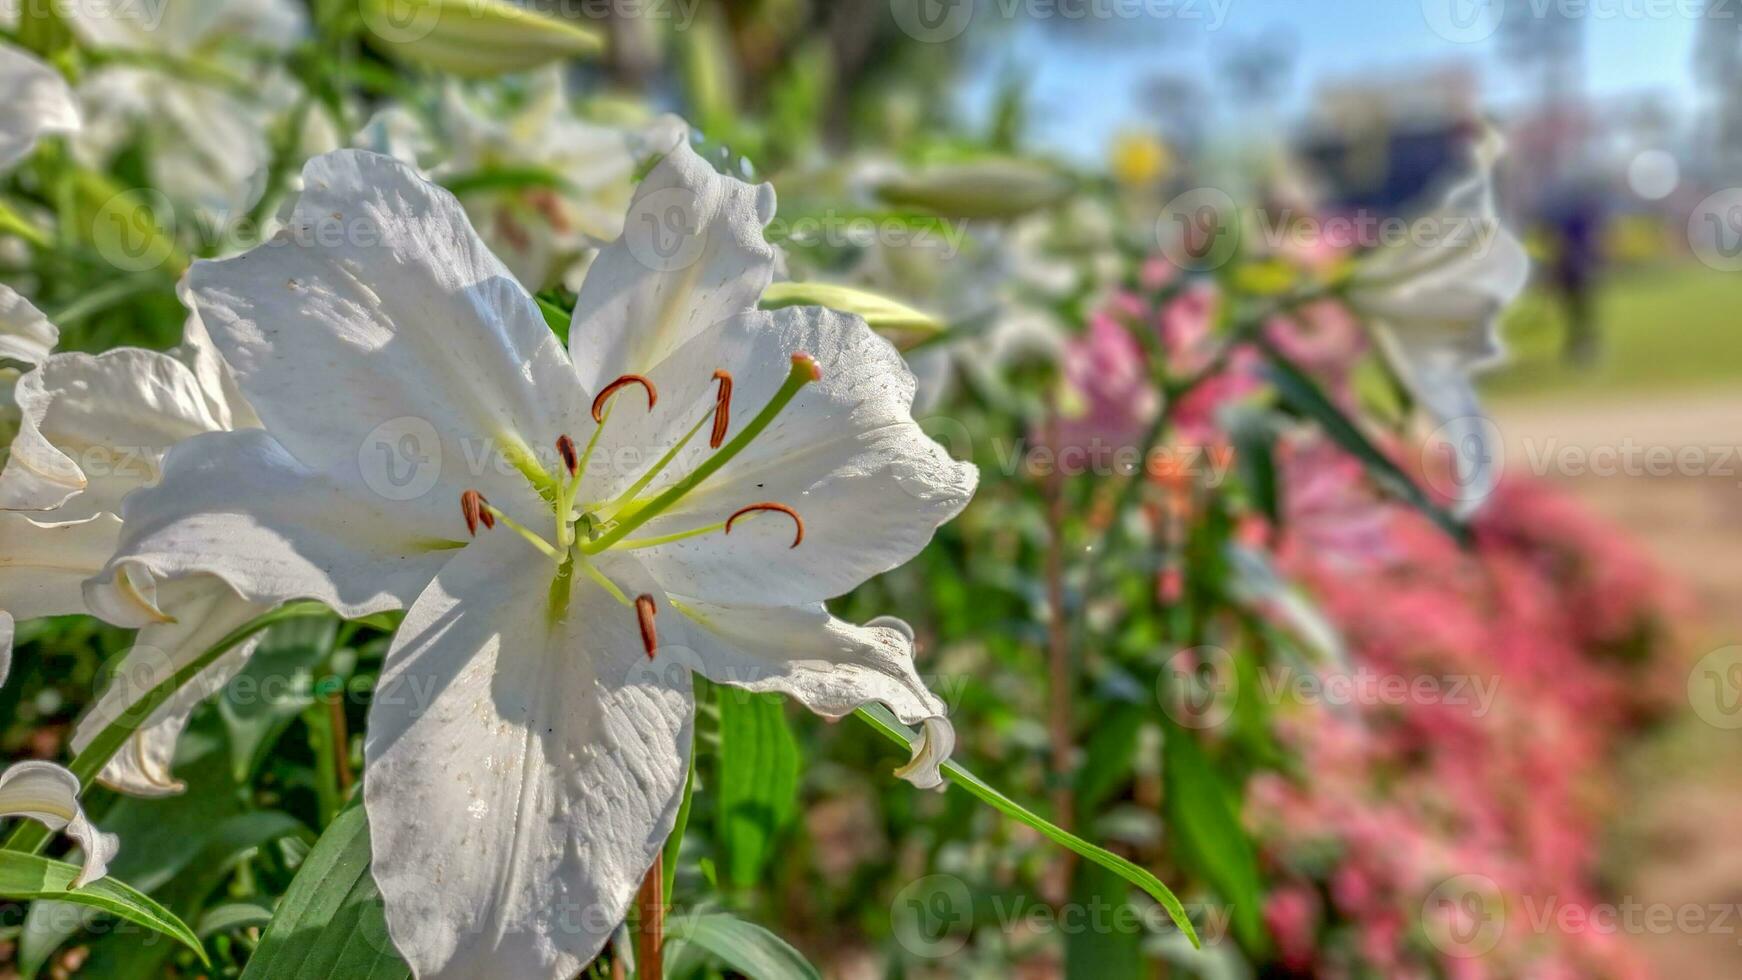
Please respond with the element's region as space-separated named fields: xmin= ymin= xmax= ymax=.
xmin=1484 ymin=262 xmax=1742 ymax=402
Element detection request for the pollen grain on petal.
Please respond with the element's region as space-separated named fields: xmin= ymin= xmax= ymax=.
xmin=460 ymin=490 xmax=491 ymax=536
xmin=635 ymin=594 xmax=658 ymax=658
xmin=724 ymin=501 xmax=805 ymax=548
xmin=556 ymin=434 xmax=579 ymax=477
xmin=710 ymin=370 xmax=734 ymax=449
xmin=592 ymin=374 xmax=658 ymax=424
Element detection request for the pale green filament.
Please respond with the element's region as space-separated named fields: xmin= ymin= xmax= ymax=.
xmin=577 ymin=560 xmax=633 ymax=607
xmin=482 ymin=503 xmax=563 ymax=561
xmin=598 ymin=410 xmax=713 ymax=521
xmin=581 ymin=357 xmax=817 ymax=555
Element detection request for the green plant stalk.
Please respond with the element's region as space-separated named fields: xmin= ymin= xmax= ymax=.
xmin=1 ymin=601 xmax=333 ymax=856
xmin=852 ymin=705 xmax=1201 ymax=948
xmin=662 ymin=735 xmax=695 ymax=902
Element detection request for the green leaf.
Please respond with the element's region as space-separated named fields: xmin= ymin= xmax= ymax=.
xmin=1065 ymin=861 xmax=1146 ymax=980
xmin=220 ymin=615 xmax=339 ymax=784
xmin=1074 ymin=703 xmax=1145 ymax=814
xmin=238 ymin=804 xmax=409 ymax=980
xmin=18 ymin=728 xmax=302 ymax=978
xmin=664 ymin=911 xmax=819 ymax=980
xmin=1260 ymin=340 xmax=1469 ymax=543
xmin=716 ymin=691 xmax=799 ymax=890
xmin=2 ymin=602 xmax=332 ymax=857
xmin=854 ymin=705 xmax=1200 ymax=948
xmin=0 ymin=851 xmax=205 ymax=963
xmin=1160 ymin=726 xmax=1267 ymax=953
xmin=198 ymin=901 xmax=276 ymax=938
xmin=1226 ymin=407 xmax=1282 ymax=527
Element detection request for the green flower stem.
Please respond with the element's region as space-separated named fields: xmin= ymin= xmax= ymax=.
xmin=582 ymin=357 xmax=817 ymax=555
xmin=1 ymin=601 xmax=334 ymax=857
xmin=853 ymin=705 xmax=1201 ymax=948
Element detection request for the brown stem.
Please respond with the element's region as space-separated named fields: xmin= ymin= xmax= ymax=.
xmin=325 ymin=686 xmax=353 ymax=795
xmin=635 ymin=853 xmax=664 ymax=979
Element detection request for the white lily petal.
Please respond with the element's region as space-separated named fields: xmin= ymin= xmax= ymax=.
xmin=0 ymin=511 xmax=121 ymax=620
xmin=71 ymin=578 xmax=271 ymax=796
xmin=0 ymin=349 xmax=228 ymax=516
xmin=186 ymin=148 xmax=584 ymax=503
xmin=652 ymin=592 xmax=955 ymax=789
xmin=892 ymin=716 xmax=954 ymax=791
xmin=365 ymin=534 xmax=693 ymax=978
xmin=0 ymin=761 xmax=117 ymax=887
xmin=0 ymin=610 xmax=13 ymax=688
xmin=594 ymin=306 xmax=977 ymax=605
xmin=174 ymin=284 xmax=259 ymax=431
xmin=0 ymin=43 xmax=78 ymax=173
xmin=0 ymin=285 xmax=58 ymax=366
xmin=567 ymin=140 xmax=776 ymax=391
xmin=100 ymin=429 xmax=465 ymax=618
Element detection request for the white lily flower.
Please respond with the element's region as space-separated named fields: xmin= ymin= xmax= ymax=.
xmin=363 ymin=70 xmax=684 ymax=289
xmin=64 ymin=0 xmax=310 ymax=221
xmin=0 ymin=289 xmax=269 ymax=796
xmin=101 ymin=144 xmax=975 ymax=977
xmin=0 ymin=41 xmax=79 ymax=173
xmin=1346 ymin=134 xmax=1529 ymax=513
xmin=0 ymin=761 xmax=118 ymax=887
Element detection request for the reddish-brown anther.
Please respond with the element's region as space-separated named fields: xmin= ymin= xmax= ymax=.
xmin=591 ymin=374 xmax=657 ymax=424
xmin=724 ymin=502 xmax=805 ymax=548
xmin=710 ymin=370 xmax=733 ymax=449
xmin=460 ymin=490 xmax=494 ymax=536
xmin=635 ymin=595 xmax=658 ymax=658
xmin=556 ymin=434 xmax=579 ymax=477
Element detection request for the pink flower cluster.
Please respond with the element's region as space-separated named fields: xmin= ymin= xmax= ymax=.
xmin=1058 ymin=281 xmax=1686 ymax=977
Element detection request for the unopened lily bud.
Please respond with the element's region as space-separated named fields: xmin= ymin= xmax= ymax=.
xmin=874 ymin=158 xmax=1072 ymax=220
xmin=759 ymin=282 xmax=944 ymax=351
xmin=359 ymin=0 xmax=603 ymax=78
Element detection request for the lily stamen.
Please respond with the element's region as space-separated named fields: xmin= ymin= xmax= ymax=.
xmin=591 ymin=374 xmax=657 ymax=424
xmin=460 ymin=489 xmax=562 ymax=561
xmin=556 ymin=435 xmax=579 ymax=477
xmin=635 ymin=594 xmax=658 ymax=658
xmin=710 ymin=370 xmax=733 ymax=449
xmin=460 ymin=490 xmax=495 ymax=536
xmin=725 ymin=502 xmax=805 ymax=548
xmin=580 ymin=351 xmax=822 ymax=555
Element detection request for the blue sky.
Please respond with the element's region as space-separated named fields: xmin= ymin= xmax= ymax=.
xmin=957 ymin=0 xmax=1703 ymax=160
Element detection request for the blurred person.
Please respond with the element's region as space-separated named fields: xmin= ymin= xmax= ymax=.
xmin=1543 ymin=176 xmax=1609 ymax=366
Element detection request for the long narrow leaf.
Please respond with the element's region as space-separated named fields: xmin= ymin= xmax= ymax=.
xmin=239 ymin=803 xmax=409 ymax=980
xmin=0 ymin=851 xmax=206 ymax=963
xmin=1260 ymin=340 xmax=1469 ymax=542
